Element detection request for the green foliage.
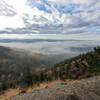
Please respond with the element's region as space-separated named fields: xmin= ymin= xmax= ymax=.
xmin=0 ymin=81 xmax=8 ymax=91
xmin=21 ymin=68 xmax=33 ymax=87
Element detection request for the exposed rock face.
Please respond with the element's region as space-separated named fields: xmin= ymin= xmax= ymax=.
xmin=11 ymin=76 xmax=100 ymax=100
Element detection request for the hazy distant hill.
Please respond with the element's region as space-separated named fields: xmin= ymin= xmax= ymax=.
xmin=0 ymin=46 xmax=73 ymax=81
xmin=0 ymin=46 xmax=100 ymax=82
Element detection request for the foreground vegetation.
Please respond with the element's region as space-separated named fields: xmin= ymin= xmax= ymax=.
xmin=0 ymin=47 xmax=100 ymax=91
xmin=11 ymin=76 xmax=100 ymax=100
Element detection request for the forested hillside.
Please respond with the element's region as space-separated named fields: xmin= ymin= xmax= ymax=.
xmin=0 ymin=47 xmax=100 ymax=91
xmin=52 ymin=47 xmax=100 ymax=79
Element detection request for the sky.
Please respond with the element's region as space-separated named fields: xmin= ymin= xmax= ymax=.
xmin=0 ymin=0 xmax=100 ymax=40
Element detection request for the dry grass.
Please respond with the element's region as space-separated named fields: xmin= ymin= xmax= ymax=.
xmin=1 ymin=76 xmax=100 ymax=100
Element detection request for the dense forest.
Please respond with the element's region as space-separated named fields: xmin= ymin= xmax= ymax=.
xmin=0 ymin=47 xmax=100 ymax=91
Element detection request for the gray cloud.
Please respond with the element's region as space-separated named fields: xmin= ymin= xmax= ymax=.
xmin=0 ymin=0 xmax=100 ymax=40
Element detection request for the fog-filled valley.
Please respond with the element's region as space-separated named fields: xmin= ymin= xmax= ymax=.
xmin=0 ymin=40 xmax=100 ymax=55
xmin=0 ymin=40 xmax=99 ymax=81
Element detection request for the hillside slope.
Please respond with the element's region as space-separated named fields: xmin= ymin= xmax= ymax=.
xmin=10 ymin=47 xmax=100 ymax=100
xmin=0 ymin=46 xmax=68 ymax=81
xmin=51 ymin=47 xmax=100 ymax=79
xmin=0 ymin=46 xmax=100 ymax=95
xmin=0 ymin=46 xmax=46 ymax=81
xmin=11 ymin=76 xmax=100 ymax=100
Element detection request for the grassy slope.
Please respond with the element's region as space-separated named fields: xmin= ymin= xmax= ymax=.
xmin=11 ymin=76 xmax=100 ymax=100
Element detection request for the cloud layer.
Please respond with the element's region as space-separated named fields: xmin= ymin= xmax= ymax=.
xmin=0 ymin=33 xmax=100 ymax=41
xmin=0 ymin=0 xmax=100 ymax=40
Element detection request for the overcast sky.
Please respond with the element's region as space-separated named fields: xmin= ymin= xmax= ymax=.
xmin=0 ymin=0 xmax=100 ymax=40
